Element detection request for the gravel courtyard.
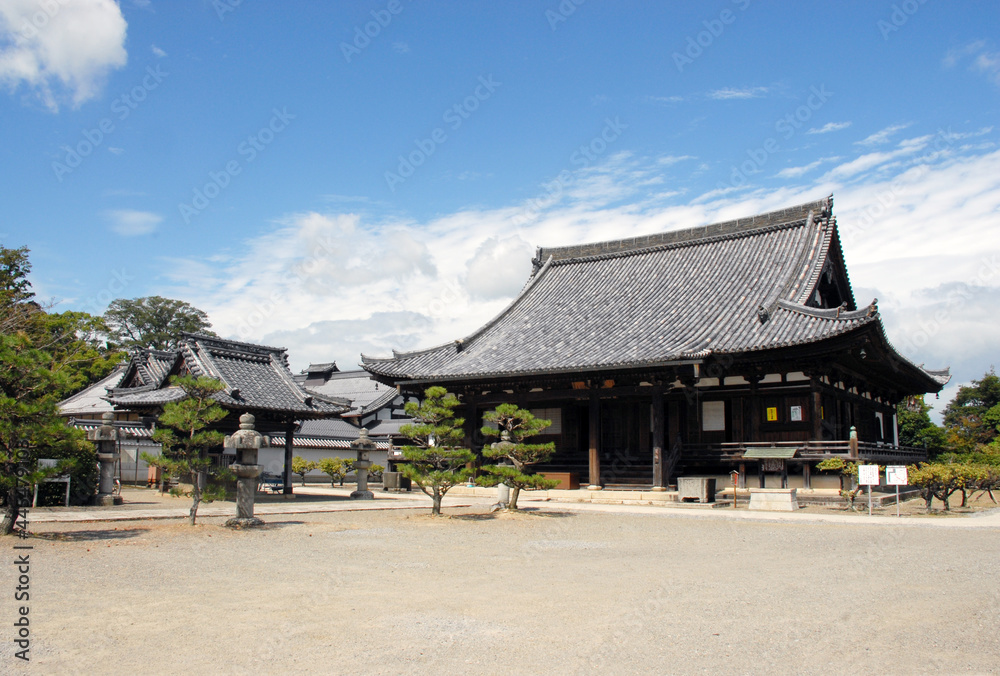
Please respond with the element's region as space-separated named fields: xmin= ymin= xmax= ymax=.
xmin=3 ymin=504 xmax=999 ymax=675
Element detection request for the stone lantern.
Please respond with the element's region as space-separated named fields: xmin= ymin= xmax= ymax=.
xmin=87 ymin=411 xmax=123 ymax=506
xmin=224 ymin=413 xmax=267 ymax=528
xmin=350 ymin=428 xmax=376 ymax=500
xmin=490 ymin=430 xmax=516 ymax=509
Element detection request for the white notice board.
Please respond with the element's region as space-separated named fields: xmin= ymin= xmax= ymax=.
xmin=885 ymin=466 xmax=908 ymax=486
xmin=858 ymin=464 xmax=880 ymax=486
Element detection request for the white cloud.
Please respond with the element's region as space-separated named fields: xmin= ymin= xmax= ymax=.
xmin=163 ymin=134 xmax=1000 ymax=414
xmin=657 ymin=155 xmax=696 ymax=166
xmin=151 ymin=44 xmax=167 ymax=58
xmin=645 ymin=95 xmax=684 ymax=105
xmin=776 ymin=159 xmax=824 ymax=178
xmin=824 ymin=135 xmax=931 ymax=180
xmin=944 ymin=40 xmax=1000 ymax=86
xmin=105 ymin=209 xmax=162 ymax=236
xmin=392 ymin=42 xmax=410 ymax=54
xmin=462 ymin=236 xmax=534 ymax=301
xmin=707 ymin=86 xmax=769 ymax=100
xmin=855 ymin=123 xmax=910 ymax=146
xmin=807 ymin=121 xmax=851 ymax=135
xmin=0 ymin=0 xmax=128 ymax=111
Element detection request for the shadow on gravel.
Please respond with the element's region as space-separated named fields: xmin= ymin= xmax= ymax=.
xmin=29 ymin=528 xmax=150 ymax=542
xmin=259 ymin=520 xmax=307 ymax=529
xmin=449 ymin=509 xmax=577 ymax=522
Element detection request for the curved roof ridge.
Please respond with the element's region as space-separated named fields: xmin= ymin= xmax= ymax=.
xmin=537 ymin=196 xmax=831 ymax=263
xmin=775 ymin=298 xmax=875 ymax=321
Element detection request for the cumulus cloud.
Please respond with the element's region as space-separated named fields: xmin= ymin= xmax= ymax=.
xmin=462 ymin=236 xmax=534 ymax=301
xmin=105 ymin=209 xmax=161 ymax=236
xmin=0 ymin=0 xmax=128 ymax=111
xmin=161 ymin=131 xmax=1000 ymax=417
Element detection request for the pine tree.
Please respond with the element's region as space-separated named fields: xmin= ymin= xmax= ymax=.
xmin=398 ymin=386 xmax=474 ymax=515
xmin=145 ymin=376 xmax=227 ymax=525
xmin=480 ymin=403 xmax=558 ymax=510
xmin=0 ymin=334 xmax=90 ymax=534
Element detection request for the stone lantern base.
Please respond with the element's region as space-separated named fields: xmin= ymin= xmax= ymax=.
xmin=94 ymin=494 xmax=124 ymax=506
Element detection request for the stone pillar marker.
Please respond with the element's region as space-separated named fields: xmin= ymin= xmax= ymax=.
xmin=350 ymin=428 xmax=376 ymax=500
xmin=88 ymin=412 xmax=123 ymax=506
xmin=224 ymin=413 xmax=267 ymax=529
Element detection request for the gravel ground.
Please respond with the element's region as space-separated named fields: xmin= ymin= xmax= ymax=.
xmin=2 ymin=504 xmax=999 ymax=675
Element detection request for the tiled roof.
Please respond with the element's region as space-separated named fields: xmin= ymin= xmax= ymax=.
xmin=58 ymin=369 xmax=124 ymax=416
xmin=106 ymin=334 xmax=351 ymax=417
xmin=362 ymin=197 xmax=947 ymax=390
xmin=267 ymin=435 xmax=390 ymax=450
xmin=297 ymin=368 xmax=399 ymax=416
xmin=70 ymin=419 xmax=157 ymax=441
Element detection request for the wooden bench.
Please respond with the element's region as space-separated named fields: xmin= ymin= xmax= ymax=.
xmin=258 ymin=473 xmax=284 ymax=494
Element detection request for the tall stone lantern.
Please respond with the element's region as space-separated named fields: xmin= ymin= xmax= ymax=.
xmin=350 ymin=428 xmax=376 ymax=500
xmin=87 ymin=411 xmax=123 ymax=506
xmin=224 ymin=413 xmax=267 ymax=528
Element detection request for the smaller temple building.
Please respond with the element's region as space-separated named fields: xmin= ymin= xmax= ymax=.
xmin=102 ymin=333 xmax=351 ymax=493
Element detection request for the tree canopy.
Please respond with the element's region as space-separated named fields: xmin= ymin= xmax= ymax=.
xmin=145 ymin=375 xmax=228 ymax=525
xmin=479 ymin=403 xmax=558 ymax=509
xmin=0 ymin=245 xmax=122 ymax=532
xmin=897 ymin=396 xmax=948 ymax=458
xmin=943 ymin=368 xmax=1000 ymax=453
xmin=103 ymin=295 xmax=215 ymax=350
xmin=398 ymin=386 xmax=474 ymax=515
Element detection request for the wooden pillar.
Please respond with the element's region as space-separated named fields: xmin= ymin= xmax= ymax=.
xmin=282 ymin=420 xmax=294 ymax=495
xmin=651 ymin=390 xmax=665 ymax=490
xmin=588 ymin=390 xmax=601 ymax=489
xmin=738 ymin=461 xmax=747 ymax=489
xmin=463 ymin=401 xmax=477 ymax=475
xmin=757 ymin=461 xmax=765 ymax=489
xmin=781 ymin=461 xmax=788 ymax=489
xmin=810 ymin=380 xmax=823 ymax=441
xmin=802 ymin=462 xmax=812 ymax=489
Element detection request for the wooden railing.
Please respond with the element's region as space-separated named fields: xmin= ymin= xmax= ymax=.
xmin=682 ymin=440 xmax=928 ymax=464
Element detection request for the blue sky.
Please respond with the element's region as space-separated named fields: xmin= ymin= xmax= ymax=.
xmin=2 ymin=1 xmax=999 ymax=419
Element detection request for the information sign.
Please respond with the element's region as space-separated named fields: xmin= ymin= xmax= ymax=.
xmin=885 ymin=466 xmax=908 ymax=486
xmin=858 ymin=464 xmax=880 ymax=486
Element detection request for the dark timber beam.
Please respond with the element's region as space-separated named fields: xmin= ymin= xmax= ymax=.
xmin=588 ymin=390 xmax=601 ymax=489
